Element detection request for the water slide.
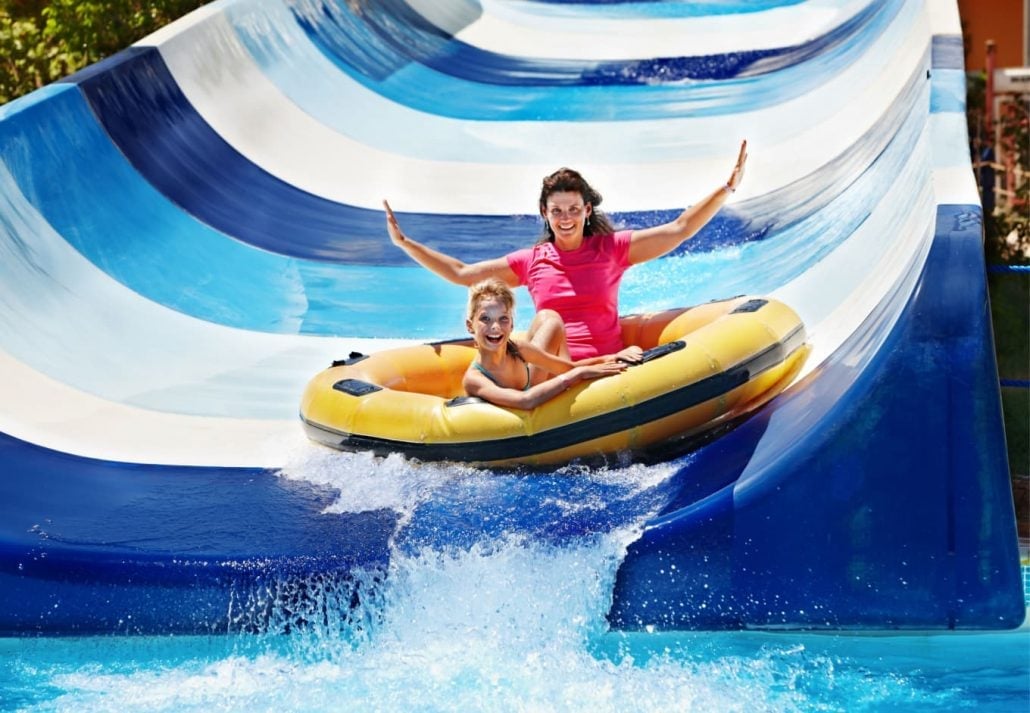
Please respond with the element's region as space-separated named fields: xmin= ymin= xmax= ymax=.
xmin=0 ymin=0 xmax=1023 ymax=634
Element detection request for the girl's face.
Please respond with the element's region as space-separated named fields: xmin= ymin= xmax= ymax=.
xmin=468 ymin=297 xmax=513 ymax=353
xmin=543 ymin=191 xmax=591 ymax=243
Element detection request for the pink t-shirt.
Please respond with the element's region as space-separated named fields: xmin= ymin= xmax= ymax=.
xmin=506 ymin=231 xmax=632 ymax=360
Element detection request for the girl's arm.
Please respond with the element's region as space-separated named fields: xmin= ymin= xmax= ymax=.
xmin=514 ymin=339 xmax=576 ymax=375
xmin=626 ymin=141 xmax=747 ymax=265
xmin=463 ymin=362 xmax=627 ymax=411
xmin=516 ymin=340 xmax=643 ymax=371
xmin=573 ymin=346 xmax=644 ymax=365
xmin=384 ymin=200 xmax=518 ymax=286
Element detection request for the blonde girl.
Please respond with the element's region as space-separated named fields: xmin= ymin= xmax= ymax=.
xmin=463 ymin=279 xmax=627 ymax=410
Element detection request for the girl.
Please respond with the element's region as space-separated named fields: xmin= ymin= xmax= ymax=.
xmin=463 ymin=279 xmax=628 ymax=410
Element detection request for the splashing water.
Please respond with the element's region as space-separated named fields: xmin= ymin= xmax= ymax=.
xmin=2 ymin=448 xmax=1028 ymax=712
xmin=276 ymin=444 xmax=684 ymax=552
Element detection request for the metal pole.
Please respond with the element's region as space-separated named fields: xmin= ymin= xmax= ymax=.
xmin=986 ymin=40 xmax=996 ymax=138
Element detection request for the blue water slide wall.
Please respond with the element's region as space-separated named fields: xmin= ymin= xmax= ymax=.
xmin=0 ymin=0 xmax=1022 ymax=633
xmin=610 ymin=205 xmax=1024 ymax=629
xmin=0 ymin=433 xmax=396 ymax=634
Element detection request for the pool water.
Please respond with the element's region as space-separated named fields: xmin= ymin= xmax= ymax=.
xmin=2 ymin=451 xmax=1027 ymax=712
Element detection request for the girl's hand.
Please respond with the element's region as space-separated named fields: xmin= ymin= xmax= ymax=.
xmin=726 ymin=140 xmax=748 ymax=192
xmin=383 ymin=199 xmax=406 ymax=245
xmin=574 ymin=361 xmax=627 ymax=381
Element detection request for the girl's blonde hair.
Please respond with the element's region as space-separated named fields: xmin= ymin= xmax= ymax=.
xmin=467 ymin=278 xmax=515 ymax=322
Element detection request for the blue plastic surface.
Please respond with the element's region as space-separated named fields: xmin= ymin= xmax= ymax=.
xmin=290 ymin=0 xmax=882 ymax=85
xmin=608 ymin=205 xmax=1024 ymax=629
xmin=0 ymin=431 xmax=396 ymax=634
xmin=289 ymin=0 xmax=906 ymax=121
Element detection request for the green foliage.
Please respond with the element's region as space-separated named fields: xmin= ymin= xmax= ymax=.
xmin=1 ymin=0 xmax=207 ymax=104
xmin=991 ymin=91 xmax=1030 ymax=262
xmin=1001 ymin=389 xmax=1029 ymax=477
xmin=973 ymin=70 xmax=1030 ymax=481
xmin=966 ymin=71 xmax=1030 ymax=264
xmin=1 ymin=5 xmax=48 ymax=103
xmin=989 ymin=271 xmax=1030 ymax=377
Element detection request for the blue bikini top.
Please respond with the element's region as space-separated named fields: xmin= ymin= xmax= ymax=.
xmin=472 ymin=346 xmax=531 ymax=391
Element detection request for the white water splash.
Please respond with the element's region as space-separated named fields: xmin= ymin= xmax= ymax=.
xmin=13 ymin=532 xmax=1006 ymax=713
xmin=277 ymin=445 xmax=476 ymax=518
xmin=10 ymin=450 xmax=1020 ymax=712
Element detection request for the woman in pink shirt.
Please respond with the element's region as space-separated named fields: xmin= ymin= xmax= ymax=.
xmin=384 ymin=141 xmax=748 ymax=381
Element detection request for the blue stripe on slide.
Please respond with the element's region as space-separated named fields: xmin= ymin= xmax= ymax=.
xmin=223 ymin=0 xmax=917 ymax=165
xmin=62 ymin=47 xmax=770 ymax=265
xmin=63 ymin=47 xmax=530 ymax=263
xmin=291 ymin=0 xmax=885 ymax=84
xmin=289 ymin=0 xmax=904 ymax=121
xmin=520 ymin=0 xmax=805 ymax=15
xmin=0 ymin=428 xmax=396 ymax=632
xmin=0 ymin=430 xmax=361 ymax=560
xmin=930 ymin=34 xmax=964 ymax=70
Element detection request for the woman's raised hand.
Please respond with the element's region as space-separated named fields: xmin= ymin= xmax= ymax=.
xmin=383 ymin=199 xmax=406 ymax=245
xmin=726 ymin=140 xmax=748 ymax=192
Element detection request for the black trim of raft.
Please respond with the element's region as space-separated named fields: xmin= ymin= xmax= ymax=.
xmin=303 ymin=324 xmax=806 ymax=463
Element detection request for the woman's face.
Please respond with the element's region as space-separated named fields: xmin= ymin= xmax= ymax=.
xmin=468 ymin=297 xmax=513 ymax=353
xmin=543 ymin=191 xmax=591 ymax=243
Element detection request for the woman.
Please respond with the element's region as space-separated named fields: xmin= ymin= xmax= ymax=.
xmin=384 ymin=140 xmax=747 ymax=374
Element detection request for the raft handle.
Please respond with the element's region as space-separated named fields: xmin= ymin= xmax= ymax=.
xmin=731 ymin=298 xmax=768 ymax=314
xmin=445 ymin=396 xmax=486 ymax=408
xmin=333 ymin=378 xmax=382 ymax=396
xmin=636 ymin=340 xmax=686 ymax=364
xmin=332 ymin=351 xmax=369 ymax=367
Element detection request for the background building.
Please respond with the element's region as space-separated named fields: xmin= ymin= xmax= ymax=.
xmin=958 ymin=0 xmax=1028 ymax=68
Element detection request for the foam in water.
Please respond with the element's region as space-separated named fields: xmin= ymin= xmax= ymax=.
xmin=7 ymin=532 xmax=1024 ymax=712
xmin=3 ymin=448 xmax=1027 ymax=711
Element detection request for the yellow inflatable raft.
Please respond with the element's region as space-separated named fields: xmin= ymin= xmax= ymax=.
xmin=300 ymin=296 xmax=809 ymax=467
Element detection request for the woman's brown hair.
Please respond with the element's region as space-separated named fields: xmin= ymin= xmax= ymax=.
xmin=537 ymin=167 xmax=615 ymax=242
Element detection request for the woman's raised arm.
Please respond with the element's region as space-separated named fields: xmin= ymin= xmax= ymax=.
xmin=384 ymin=200 xmax=517 ymax=286
xmin=627 ymin=140 xmax=747 ymax=265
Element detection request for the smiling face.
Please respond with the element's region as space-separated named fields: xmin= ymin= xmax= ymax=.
xmin=543 ymin=191 xmax=592 ymax=247
xmin=467 ymin=297 xmax=514 ymax=355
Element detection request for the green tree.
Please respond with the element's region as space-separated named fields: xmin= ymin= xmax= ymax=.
xmin=1 ymin=3 xmax=49 ymax=102
xmin=1 ymin=0 xmax=207 ymax=103
xmin=967 ymin=71 xmax=1030 ymax=263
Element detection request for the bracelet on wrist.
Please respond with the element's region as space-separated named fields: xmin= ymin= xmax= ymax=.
xmin=723 ymin=183 xmax=735 ymax=194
